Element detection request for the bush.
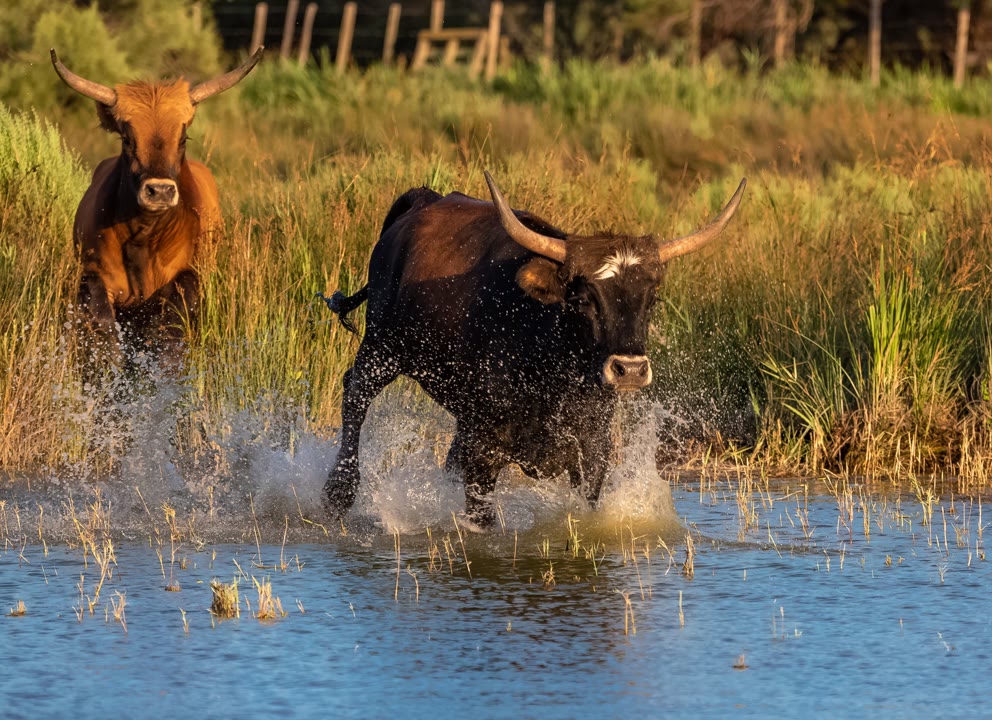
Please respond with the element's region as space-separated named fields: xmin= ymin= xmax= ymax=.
xmin=0 ymin=0 xmax=222 ymax=117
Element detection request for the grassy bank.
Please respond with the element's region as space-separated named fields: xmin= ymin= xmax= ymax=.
xmin=3 ymin=56 xmax=992 ymax=487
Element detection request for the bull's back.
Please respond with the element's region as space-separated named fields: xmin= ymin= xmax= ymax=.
xmin=364 ymin=191 xmax=568 ymax=416
xmin=366 ymin=193 xmax=524 ymax=332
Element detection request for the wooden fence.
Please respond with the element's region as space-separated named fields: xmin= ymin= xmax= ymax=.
xmin=233 ymin=0 xmax=551 ymax=80
xmin=212 ymin=0 xmax=982 ymax=88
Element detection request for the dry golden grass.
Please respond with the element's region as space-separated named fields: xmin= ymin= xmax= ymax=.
xmin=251 ymin=576 xmax=286 ymax=621
xmin=5 ymin=59 xmax=992 ymax=490
xmin=209 ymin=578 xmax=240 ymax=619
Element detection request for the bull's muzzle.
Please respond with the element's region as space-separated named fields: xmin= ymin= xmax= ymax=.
xmin=138 ymin=179 xmax=179 ymax=211
xmin=602 ymin=354 xmax=652 ymax=391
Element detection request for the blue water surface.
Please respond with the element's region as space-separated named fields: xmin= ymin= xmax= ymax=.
xmin=1 ymin=486 xmax=989 ymax=719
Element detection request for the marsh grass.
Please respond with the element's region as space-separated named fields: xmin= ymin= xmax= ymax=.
xmin=209 ymin=578 xmax=240 ymax=619
xmin=251 ymin=576 xmax=286 ymax=621
xmin=3 ymin=57 xmax=992 ymax=489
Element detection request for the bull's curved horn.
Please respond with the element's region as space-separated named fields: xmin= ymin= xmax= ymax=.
xmin=484 ymin=170 xmax=567 ymax=264
xmin=189 ymin=47 xmax=264 ymax=104
xmin=50 ymin=49 xmax=117 ymax=107
xmin=656 ymin=178 xmax=747 ymax=264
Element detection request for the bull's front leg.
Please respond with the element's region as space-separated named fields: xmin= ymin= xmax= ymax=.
xmin=149 ymin=269 xmax=200 ymax=373
xmin=75 ymin=272 xmax=122 ymax=380
xmin=577 ymin=433 xmax=613 ymax=509
xmin=566 ymin=414 xmax=616 ymax=510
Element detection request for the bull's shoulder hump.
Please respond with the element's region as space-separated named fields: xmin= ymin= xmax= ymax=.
xmin=439 ymin=191 xmax=491 ymax=208
xmin=185 ymin=160 xmax=219 ymax=191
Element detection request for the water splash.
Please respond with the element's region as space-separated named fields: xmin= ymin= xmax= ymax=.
xmin=9 ymin=366 xmax=683 ymax=541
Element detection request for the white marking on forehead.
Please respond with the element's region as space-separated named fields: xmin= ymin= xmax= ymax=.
xmin=593 ymin=248 xmax=642 ymax=280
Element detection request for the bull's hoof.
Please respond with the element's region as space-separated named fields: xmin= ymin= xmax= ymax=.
xmin=464 ymin=496 xmax=496 ymax=530
xmin=453 ymin=513 xmax=487 ymax=534
xmin=323 ymin=464 xmax=359 ymax=518
xmin=322 ymin=481 xmax=355 ymax=519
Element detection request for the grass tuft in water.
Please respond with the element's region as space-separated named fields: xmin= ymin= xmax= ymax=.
xmin=209 ymin=578 xmax=240 ymax=619
xmin=251 ymin=576 xmax=286 ymax=621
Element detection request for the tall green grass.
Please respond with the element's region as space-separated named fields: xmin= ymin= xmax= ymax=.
xmin=0 ymin=106 xmax=87 ymax=468
xmin=4 ymin=54 xmax=992 ymax=486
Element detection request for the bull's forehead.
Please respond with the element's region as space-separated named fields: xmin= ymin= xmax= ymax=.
xmin=111 ymin=80 xmax=194 ymax=162
xmin=582 ymin=236 xmax=660 ymax=282
xmin=593 ymin=246 xmax=644 ymax=280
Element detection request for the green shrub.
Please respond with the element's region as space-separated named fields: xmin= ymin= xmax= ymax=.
xmin=0 ymin=0 xmax=221 ymax=117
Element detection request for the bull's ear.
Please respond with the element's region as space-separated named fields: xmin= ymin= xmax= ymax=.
xmin=516 ymin=257 xmax=565 ymax=305
xmin=96 ymin=103 xmax=118 ymax=133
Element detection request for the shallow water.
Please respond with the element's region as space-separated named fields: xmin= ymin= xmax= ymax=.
xmin=2 ymin=392 xmax=991 ymax=717
xmin=2 ymin=484 xmax=990 ymax=719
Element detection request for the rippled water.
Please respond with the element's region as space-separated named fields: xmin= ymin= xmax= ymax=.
xmin=2 ymin=393 xmax=990 ymax=717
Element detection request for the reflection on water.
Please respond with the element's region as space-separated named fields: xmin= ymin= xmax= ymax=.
xmin=2 ymin=488 xmax=991 ymax=718
xmin=2 ymin=387 xmax=991 ymax=717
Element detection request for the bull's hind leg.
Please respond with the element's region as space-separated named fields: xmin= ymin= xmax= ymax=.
xmin=323 ymin=344 xmax=398 ymax=517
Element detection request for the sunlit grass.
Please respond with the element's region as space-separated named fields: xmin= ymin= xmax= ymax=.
xmin=209 ymin=578 xmax=240 ymax=619
xmin=3 ymin=58 xmax=992 ymax=486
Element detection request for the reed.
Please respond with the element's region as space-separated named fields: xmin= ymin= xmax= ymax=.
xmin=110 ymin=590 xmax=127 ymax=633
xmin=251 ymin=576 xmax=286 ymax=621
xmin=682 ymin=533 xmax=695 ymax=579
xmin=4 ymin=44 xmax=992 ymax=488
xmin=209 ymin=578 xmax=240 ymax=619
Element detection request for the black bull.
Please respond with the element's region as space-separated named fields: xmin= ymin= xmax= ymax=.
xmin=323 ymin=172 xmax=746 ymax=526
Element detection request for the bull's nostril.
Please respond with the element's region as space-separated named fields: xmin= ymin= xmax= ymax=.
xmin=613 ymin=360 xmax=626 ymax=377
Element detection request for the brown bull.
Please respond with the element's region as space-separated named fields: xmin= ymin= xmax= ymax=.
xmin=324 ymin=172 xmax=746 ymax=526
xmin=51 ymin=48 xmax=262 ymax=376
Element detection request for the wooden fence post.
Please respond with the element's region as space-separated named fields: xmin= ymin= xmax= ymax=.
xmin=297 ymin=3 xmax=317 ymax=66
xmin=868 ymin=0 xmax=882 ymax=86
xmin=773 ymin=0 xmax=787 ymax=67
xmin=442 ymin=39 xmax=459 ymax=66
xmin=689 ymin=0 xmax=702 ymax=66
xmin=251 ymin=2 xmax=268 ymax=53
xmin=280 ymin=0 xmax=299 ymax=59
xmin=431 ymin=0 xmax=445 ymax=32
xmin=336 ymin=2 xmax=357 ymax=75
xmin=954 ymin=2 xmax=971 ymax=89
xmin=541 ymin=1 xmax=555 ymax=75
xmin=383 ymin=3 xmax=402 ymax=65
xmin=485 ymin=1 xmax=503 ymax=82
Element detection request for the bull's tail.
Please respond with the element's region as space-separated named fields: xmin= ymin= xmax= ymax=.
xmin=317 ymin=287 xmax=368 ymax=335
